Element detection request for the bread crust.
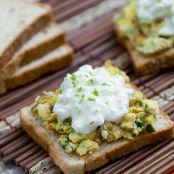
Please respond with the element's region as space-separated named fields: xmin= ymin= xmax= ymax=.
xmin=5 ymin=45 xmax=73 ymax=90
xmin=0 ymin=3 xmax=52 ymax=69
xmin=20 ymin=105 xmax=173 ymax=174
xmin=113 ymin=19 xmax=174 ymax=75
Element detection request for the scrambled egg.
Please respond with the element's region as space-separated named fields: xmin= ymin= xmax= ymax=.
xmin=115 ymin=0 xmax=174 ymax=56
xmin=31 ymin=62 xmax=159 ymax=156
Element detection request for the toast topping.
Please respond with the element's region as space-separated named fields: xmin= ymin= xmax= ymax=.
xmin=31 ymin=62 xmax=159 ymax=156
xmin=114 ymin=0 xmax=174 ymax=56
xmin=137 ymin=0 xmax=174 ymax=36
xmin=53 ymin=64 xmax=134 ymax=134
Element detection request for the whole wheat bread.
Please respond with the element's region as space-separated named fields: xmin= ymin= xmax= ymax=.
xmin=2 ymin=23 xmax=66 ymax=79
xmin=0 ymin=0 xmax=52 ymax=69
xmin=6 ymin=45 xmax=73 ymax=90
xmin=113 ymin=19 xmax=174 ymax=75
xmin=20 ymin=92 xmax=174 ymax=174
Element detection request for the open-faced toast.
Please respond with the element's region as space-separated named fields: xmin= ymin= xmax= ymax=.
xmin=20 ymin=62 xmax=174 ymax=174
xmin=113 ymin=0 xmax=174 ymax=75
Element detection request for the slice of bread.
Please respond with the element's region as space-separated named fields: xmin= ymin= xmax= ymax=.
xmin=2 ymin=23 xmax=66 ymax=79
xmin=20 ymin=96 xmax=174 ymax=173
xmin=113 ymin=20 xmax=174 ymax=75
xmin=0 ymin=0 xmax=52 ymax=69
xmin=5 ymin=44 xmax=73 ymax=90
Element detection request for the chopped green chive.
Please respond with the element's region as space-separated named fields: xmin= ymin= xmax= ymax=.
xmin=77 ymin=87 xmax=82 ymax=92
xmin=90 ymin=79 xmax=94 ymax=85
xmin=72 ymin=81 xmax=77 ymax=87
xmin=79 ymin=94 xmax=85 ymax=103
xmin=71 ymin=74 xmax=77 ymax=81
xmin=145 ymin=104 xmax=148 ymax=109
xmin=143 ymin=113 xmax=148 ymax=119
xmin=88 ymin=98 xmax=95 ymax=102
xmin=153 ymin=115 xmax=157 ymax=119
xmin=93 ymin=90 xmax=99 ymax=96
xmin=102 ymin=82 xmax=110 ymax=86
xmin=87 ymin=79 xmax=94 ymax=86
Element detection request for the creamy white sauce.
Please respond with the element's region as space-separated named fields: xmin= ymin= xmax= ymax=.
xmin=53 ymin=65 xmax=134 ymax=134
xmin=137 ymin=0 xmax=174 ymax=36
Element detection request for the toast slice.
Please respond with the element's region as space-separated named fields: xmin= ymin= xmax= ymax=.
xmin=113 ymin=21 xmax=174 ymax=75
xmin=0 ymin=0 xmax=51 ymax=69
xmin=20 ymin=85 xmax=174 ymax=173
xmin=5 ymin=44 xmax=73 ymax=90
xmin=2 ymin=23 xmax=66 ymax=79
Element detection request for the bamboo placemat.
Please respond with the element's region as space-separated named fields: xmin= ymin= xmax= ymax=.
xmin=0 ymin=0 xmax=174 ymax=173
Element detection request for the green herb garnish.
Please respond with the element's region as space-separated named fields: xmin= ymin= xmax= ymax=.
xmin=93 ymin=90 xmax=99 ymax=96
xmin=88 ymin=98 xmax=95 ymax=102
xmin=71 ymin=74 xmax=77 ymax=81
xmin=89 ymin=79 xmax=94 ymax=85
xmin=143 ymin=113 xmax=148 ymax=119
xmin=79 ymin=94 xmax=85 ymax=104
xmin=77 ymin=87 xmax=82 ymax=92
xmin=135 ymin=120 xmax=144 ymax=128
xmin=72 ymin=81 xmax=77 ymax=88
xmin=102 ymin=82 xmax=110 ymax=86
xmin=146 ymin=124 xmax=155 ymax=132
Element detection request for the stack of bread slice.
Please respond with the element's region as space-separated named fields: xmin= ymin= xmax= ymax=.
xmin=0 ymin=0 xmax=73 ymax=95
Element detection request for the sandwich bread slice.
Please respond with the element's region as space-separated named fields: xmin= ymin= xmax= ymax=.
xmin=0 ymin=0 xmax=51 ymax=69
xmin=6 ymin=44 xmax=73 ymax=90
xmin=2 ymin=23 xmax=66 ymax=79
xmin=20 ymin=61 xmax=174 ymax=174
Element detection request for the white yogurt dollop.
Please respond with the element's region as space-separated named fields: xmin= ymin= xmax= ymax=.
xmin=137 ymin=0 xmax=174 ymax=36
xmin=53 ymin=65 xmax=134 ymax=134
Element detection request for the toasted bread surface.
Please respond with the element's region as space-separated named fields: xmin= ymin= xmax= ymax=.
xmin=20 ymin=104 xmax=173 ymax=174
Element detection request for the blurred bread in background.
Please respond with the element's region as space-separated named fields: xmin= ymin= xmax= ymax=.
xmin=0 ymin=0 xmax=73 ymax=95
